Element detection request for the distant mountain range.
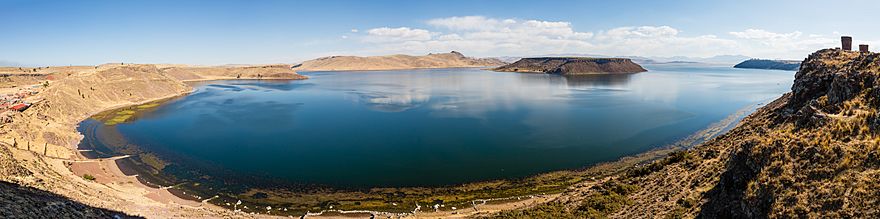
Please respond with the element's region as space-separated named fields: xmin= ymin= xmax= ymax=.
xmin=0 ymin=60 xmax=24 ymax=67
xmin=494 ymin=54 xmax=753 ymax=65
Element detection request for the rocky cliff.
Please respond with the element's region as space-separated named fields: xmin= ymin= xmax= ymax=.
xmin=734 ymin=59 xmax=801 ymax=71
xmin=292 ymin=51 xmax=506 ymax=71
xmin=492 ymin=57 xmax=647 ymax=75
xmin=493 ymin=49 xmax=880 ymax=218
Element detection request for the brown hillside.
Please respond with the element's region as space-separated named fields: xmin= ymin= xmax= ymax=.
xmin=2 ymin=64 xmax=191 ymax=159
xmin=293 ymin=51 xmax=506 ymax=71
xmin=161 ymin=64 xmax=307 ymax=81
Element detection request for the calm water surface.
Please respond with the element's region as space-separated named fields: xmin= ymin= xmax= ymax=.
xmin=81 ymin=64 xmax=793 ymax=188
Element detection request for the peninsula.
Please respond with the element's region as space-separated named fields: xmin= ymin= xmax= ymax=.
xmin=492 ymin=57 xmax=647 ymax=75
xmin=733 ymin=59 xmax=801 ymax=71
xmin=292 ymin=51 xmax=506 ymax=71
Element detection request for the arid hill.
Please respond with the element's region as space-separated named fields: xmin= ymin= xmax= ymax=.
xmin=492 ymin=57 xmax=647 ymax=75
xmin=3 ymin=64 xmax=192 ymax=156
xmin=292 ymin=51 xmax=506 ymax=71
xmin=161 ymin=64 xmax=307 ymax=81
xmin=492 ymin=49 xmax=880 ymax=218
xmin=0 ymin=66 xmax=97 ymax=88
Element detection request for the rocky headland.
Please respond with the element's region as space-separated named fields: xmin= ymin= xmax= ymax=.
xmin=492 ymin=57 xmax=647 ymax=75
xmin=734 ymin=59 xmax=801 ymax=71
xmin=292 ymin=51 xmax=506 ymax=71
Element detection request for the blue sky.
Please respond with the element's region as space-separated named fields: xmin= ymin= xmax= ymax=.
xmin=2 ymin=0 xmax=879 ymax=66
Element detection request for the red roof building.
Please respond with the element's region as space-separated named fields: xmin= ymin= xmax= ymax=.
xmin=10 ymin=103 xmax=28 ymax=112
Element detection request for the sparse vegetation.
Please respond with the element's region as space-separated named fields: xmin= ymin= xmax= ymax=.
xmin=82 ymin=174 xmax=96 ymax=181
xmin=576 ymin=182 xmax=639 ymax=217
xmin=627 ymin=150 xmax=697 ymax=178
xmin=488 ymin=181 xmax=639 ymax=218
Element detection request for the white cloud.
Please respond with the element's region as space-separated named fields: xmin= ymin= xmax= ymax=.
xmin=351 ymin=29 xmax=359 ymax=33
xmin=437 ymin=34 xmax=463 ymax=41
xmin=427 ymin=16 xmax=594 ymax=41
xmin=364 ymin=27 xmax=435 ymax=42
xmin=351 ymin=16 xmax=843 ymax=59
xmin=730 ymin=29 xmax=802 ymax=39
xmin=427 ymin=16 xmax=504 ymax=31
xmin=601 ymin=26 xmax=679 ymax=38
xmin=729 ymin=29 xmax=836 ymax=58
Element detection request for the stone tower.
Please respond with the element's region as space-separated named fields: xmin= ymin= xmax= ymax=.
xmin=841 ymin=36 xmax=853 ymax=51
xmin=860 ymin=44 xmax=869 ymax=53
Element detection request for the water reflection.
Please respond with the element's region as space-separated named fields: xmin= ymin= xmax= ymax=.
xmin=562 ymin=74 xmax=633 ymax=88
xmin=91 ymin=67 xmax=794 ymax=187
xmin=349 ymin=89 xmax=430 ymax=112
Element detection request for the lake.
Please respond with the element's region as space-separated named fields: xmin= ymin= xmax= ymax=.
xmin=78 ymin=64 xmax=793 ymax=189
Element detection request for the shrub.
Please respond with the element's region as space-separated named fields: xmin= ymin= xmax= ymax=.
xmin=576 ymin=181 xmax=639 ymax=217
xmin=627 ymin=150 xmax=696 ymax=177
xmin=83 ymin=174 xmax=96 ymax=181
xmin=677 ymin=197 xmax=697 ymax=208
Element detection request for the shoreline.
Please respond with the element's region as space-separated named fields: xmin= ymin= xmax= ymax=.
xmin=180 ymin=76 xmax=310 ymax=83
xmin=1 ymin=64 xmax=770 ymax=218
xmin=71 ymin=80 xmax=766 ymax=218
xmin=491 ymin=69 xmax=645 ymax=75
xmin=295 ymin=66 xmax=501 ymax=73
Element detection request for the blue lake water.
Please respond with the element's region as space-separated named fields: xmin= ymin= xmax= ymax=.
xmin=81 ymin=64 xmax=793 ymax=188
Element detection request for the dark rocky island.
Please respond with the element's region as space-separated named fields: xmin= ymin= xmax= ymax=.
xmin=733 ymin=59 xmax=801 ymax=71
xmin=492 ymin=57 xmax=647 ymax=75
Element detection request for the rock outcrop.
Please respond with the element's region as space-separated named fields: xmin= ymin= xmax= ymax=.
xmin=292 ymin=51 xmax=506 ymax=71
xmin=492 ymin=57 xmax=647 ymax=75
xmin=734 ymin=59 xmax=801 ymax=71
xmin=493 ymin=49 xmax=880 ymax=218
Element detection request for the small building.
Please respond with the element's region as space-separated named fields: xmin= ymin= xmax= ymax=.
xmin=842 ymin=36 xmax=853 ymax=51
xmin=859 ymin=44 xmax=870 ymax=53
xmin=10 ymin=103 xmax=29 ymax=112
